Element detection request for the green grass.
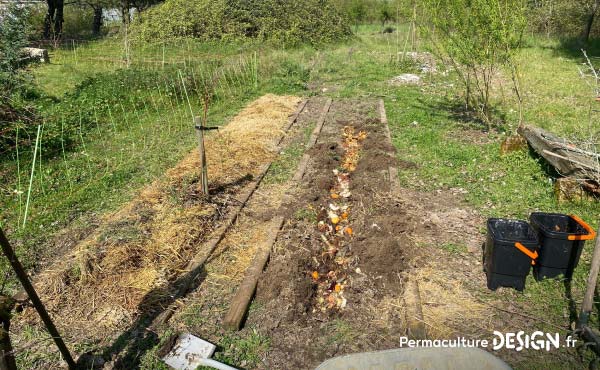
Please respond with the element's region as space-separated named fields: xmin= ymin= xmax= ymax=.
xmin=211 ymin=330 xmax=270 ymax=368
xmin=32 ymin=37 xmax=260 ymax=97
xmin=324 ymin=319 xmax=359 ymax=346
xmin=263 ymin=123 xmax=315 ymax=184
xmin=440 ymin=242 xmax=468 ymax=254
xmin=0 ymin=40 xmax=309 ymax=292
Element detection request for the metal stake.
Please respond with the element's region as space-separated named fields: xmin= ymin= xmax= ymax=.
xmin=0 ymin=228 xmax=75 ymax=369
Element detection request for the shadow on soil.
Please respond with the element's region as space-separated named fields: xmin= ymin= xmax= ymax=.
xmin=87 ymin=268 xmax=210 ymax=369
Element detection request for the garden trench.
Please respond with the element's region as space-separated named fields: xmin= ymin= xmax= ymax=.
xmin=245 ymin=98 xmax=418 ymax=369
xmin=10 ymin=94 xmax=584 ymax=369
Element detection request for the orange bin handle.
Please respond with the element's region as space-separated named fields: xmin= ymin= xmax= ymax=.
xmin=568 ymin=215 xmax=597 ymax=241
xmin=515 ymin=242 xmax=538 ymax=265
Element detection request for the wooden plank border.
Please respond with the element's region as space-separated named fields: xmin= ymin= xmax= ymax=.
xmin=223 ymin=98 xmax=333 ymax=331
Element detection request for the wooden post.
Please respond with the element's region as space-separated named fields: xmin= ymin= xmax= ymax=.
xmin=223 ymin=216 xmax=285 ymax=331
xmin=0 ymin=228 xmax=75 ymax=369
xmin=579 ymin=225 xmax=600 ymax=328
xmin=194 ymin=117 xmax=209 ymax=195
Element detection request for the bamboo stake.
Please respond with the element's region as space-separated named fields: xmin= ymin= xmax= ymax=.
xmin=15 ymin=127 xmax=22 ymax=228
xmin=0 ymin=228 xmax=75 ymax=369
xmin=23 ymin=125 xmax=41 ymax=229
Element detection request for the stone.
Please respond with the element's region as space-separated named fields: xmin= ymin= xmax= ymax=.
xmin=389 ymin=73 xmax=421 ymax=85
xmin=21 ymin=47 xmax=49 ymax=63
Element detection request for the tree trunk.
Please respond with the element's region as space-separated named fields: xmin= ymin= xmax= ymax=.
xmin=121 ymin=0 xmax=131 ymax=27
xmin=92 ymin=7 xmax=103 ymax=36
xmin=44 ymin=0 xmax=56 ymax=39
xmin=583 ymin=0 xmax=600 ymax=43
xmin=53 ymin=0 xmax=64 ymax=39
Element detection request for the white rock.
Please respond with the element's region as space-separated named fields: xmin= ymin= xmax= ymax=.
xmin=389 ymin=73 xmax=421 ymax=85
xmin=21 ymin=47 xmax=49 ymax=63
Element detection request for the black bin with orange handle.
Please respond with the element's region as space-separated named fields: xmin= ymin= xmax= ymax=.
xmin=485 ymin=219 xmax=539 ymax=291
xmin=529 ymin=213 xmax=596 ymax=281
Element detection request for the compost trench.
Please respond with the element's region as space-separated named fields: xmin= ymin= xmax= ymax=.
xmin=246 ymin=98 xmax=416 ymax=369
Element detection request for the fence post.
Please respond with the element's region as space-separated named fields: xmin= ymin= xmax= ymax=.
xmin=194 ymin=117 xmax=218 ymax=196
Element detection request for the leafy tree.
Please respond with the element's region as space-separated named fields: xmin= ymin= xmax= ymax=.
xmin=423 ymin=0 xmax=527 ymax=128
xmin=528 ymin=0 xmax=600 ymax=40
xmin=348 ymin=0 xmax=368 ymax=30
xmin=0 ymin=4 xmax=30 ymax=92
xmin=582 ymin=0 xmax=600 ymax=42
xmin=0 ymin=4 xmax=37 ymax=154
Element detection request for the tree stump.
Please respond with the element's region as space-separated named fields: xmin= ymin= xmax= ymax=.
xmin=500 ymin=135 xmax=527 ymax=155
xmin=554 ymin=177 xmax=594 ymax=203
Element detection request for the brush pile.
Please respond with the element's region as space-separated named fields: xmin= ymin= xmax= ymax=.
xmin=132 ymin=0 xmax=352 ymax=46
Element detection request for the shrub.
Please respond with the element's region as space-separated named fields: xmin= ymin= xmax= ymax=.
xmin=422 ymin=0 xmax=527 ymax=128
xmin=0 ymin=3 xmax=39 ymax=156
xmin=0 ymin=4 xmax=30 ymax=90
xmin=131 ymin=0 xmax=352 ymax=46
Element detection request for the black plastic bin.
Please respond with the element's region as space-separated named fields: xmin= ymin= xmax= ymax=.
xmin=485 ymin=218 xmax=539 ymax=291
xmin=529 ymin=212 xmax=596 ymax=281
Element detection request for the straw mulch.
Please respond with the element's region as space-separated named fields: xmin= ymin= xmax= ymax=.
xmin=15 ymin=94 xmax=301 ymax=342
